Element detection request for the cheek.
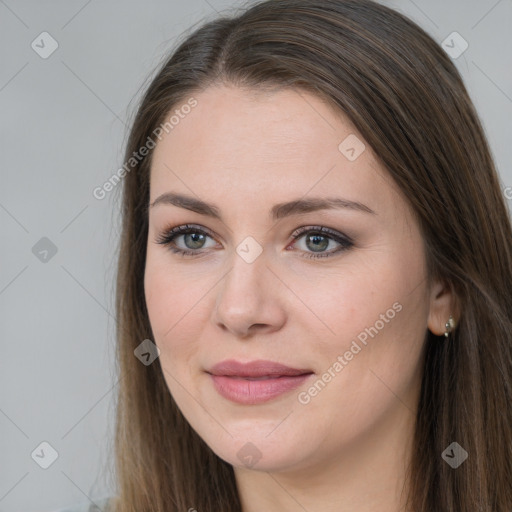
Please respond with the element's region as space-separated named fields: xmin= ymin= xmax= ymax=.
xmin=313 ymin=274 xmax=427 ymax=419
xmin=144 ymin=254 xmax=208 ymax=368
xmin=305 ymin=247 xmax=427 ymax=381
xmin=298 ymin=262 xmax=399 ymax=345
xmin=297 ymin=285 xmax=426 ymax=449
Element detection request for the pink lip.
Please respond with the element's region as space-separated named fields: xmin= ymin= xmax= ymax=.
xmin=206 ymin=359 xmax=314 ymax=405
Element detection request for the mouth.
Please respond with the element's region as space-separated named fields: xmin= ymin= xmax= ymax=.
xmin=207 ymin=359 xmax=313 ymax=377
xmin=206 ymin=359 xmax=314 ymax=404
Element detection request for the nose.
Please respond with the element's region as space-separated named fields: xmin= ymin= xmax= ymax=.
xmin=212 ymin=247 xmax=287 ymax=338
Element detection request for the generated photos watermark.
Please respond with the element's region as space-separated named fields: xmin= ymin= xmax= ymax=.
xmin=297 ymin=301 xmax=403 ymax=405
xmin=93 ymin=97 xmax=198 ymax=200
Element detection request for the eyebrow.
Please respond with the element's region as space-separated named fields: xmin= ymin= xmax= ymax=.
xmin=149 ymin=192 xmax=376 ymax=220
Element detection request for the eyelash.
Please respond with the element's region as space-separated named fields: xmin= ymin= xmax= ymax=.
xmin=154 ymin=223 xmax=354 ymax=260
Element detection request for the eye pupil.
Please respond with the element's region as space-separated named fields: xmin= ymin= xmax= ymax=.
xmin=185 ymin=232 xmax=206 ymax=249
xmin=306 ymin=234 xmax=329 ymax=252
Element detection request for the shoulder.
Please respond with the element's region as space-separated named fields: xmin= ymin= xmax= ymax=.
xmin=51 ymin=496 xmax=114 ymax=512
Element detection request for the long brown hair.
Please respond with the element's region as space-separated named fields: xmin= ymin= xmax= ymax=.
xmin=110 ymin=1 xmax=512 ymax=510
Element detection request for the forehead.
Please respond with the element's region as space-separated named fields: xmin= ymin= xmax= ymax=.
xmin=149 ymin=85 xmax=407 ymax=225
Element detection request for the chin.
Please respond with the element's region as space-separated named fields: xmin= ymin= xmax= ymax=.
xmin=197 ymin=425 xmax=315 ymax=474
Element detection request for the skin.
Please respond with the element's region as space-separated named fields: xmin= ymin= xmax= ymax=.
xmin=144 ymin=85 xmax=456 ymax=512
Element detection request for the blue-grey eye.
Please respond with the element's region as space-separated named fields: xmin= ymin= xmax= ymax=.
xmin=304 ymin=233 xmax=330 ymax=252
xmin=182 ymin=232 xmax=207 ymax=249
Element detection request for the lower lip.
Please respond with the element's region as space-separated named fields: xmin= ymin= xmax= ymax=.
xmin=209 ymin=373 xmax=313 ymax=405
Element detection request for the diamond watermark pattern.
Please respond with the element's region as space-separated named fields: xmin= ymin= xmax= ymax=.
xmin=442 ymin=32 xmax=468 ymax=59
xmin=237 ymin=442 xmax=262 ymax=468
xmin=441 ymin=441 xmax=468 ymax=468
xmin=338 ymin=134 xmax=366 ymax=161
xmin=134 ymin=339 xmax=161 ymax=366
xmin=31 ymin=441 xmax=59 ymax=469
xmin=31 ymin=32 xmax=59 ymax=59
xmin=32 ymin=237 xmax=58 ymax=263
xmin=236 ymin=236 xmax=263 ymax=264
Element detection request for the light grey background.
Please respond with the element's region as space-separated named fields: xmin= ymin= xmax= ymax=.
xmin=1 ymin=1 xmax=511 ymax=511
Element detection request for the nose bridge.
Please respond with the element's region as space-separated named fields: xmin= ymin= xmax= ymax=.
xmin=213 ymin=240 xmax=285 ymax=335
xmin=221 ymin=241 xmax=268 ymax=305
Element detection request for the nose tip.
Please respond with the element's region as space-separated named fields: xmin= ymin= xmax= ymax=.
xmin=212 ymin=256 xmax=286 ymax=338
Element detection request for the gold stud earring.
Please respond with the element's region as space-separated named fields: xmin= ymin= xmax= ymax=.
xmin=444 ymin=314 xmax=456 ymax=338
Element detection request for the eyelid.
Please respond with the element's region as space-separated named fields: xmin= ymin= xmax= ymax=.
xmin=290 ymin=225 xmax=353 ymax=244
xmin=162 ymin=223 xmax=216 ymax=239
xmin=154 ymin=223 xmax=220 ymax=249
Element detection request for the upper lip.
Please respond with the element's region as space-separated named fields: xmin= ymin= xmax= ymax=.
xmin=207 ymin=359 xmax=313 ymax=378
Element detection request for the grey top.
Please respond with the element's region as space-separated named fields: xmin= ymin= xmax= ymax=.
xmin=52 ymin=496 xmax=113 ymax=512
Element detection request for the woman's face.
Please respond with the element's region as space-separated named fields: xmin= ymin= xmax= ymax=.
xmin=144 ymin=85 xmax=445 ymax=475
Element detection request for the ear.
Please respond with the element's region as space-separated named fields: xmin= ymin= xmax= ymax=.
xmin=427 ymin=278 xmax=459 ymax=336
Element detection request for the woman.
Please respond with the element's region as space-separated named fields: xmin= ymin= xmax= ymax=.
xmin=78 ymin=0 xmax=512 ymax=510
